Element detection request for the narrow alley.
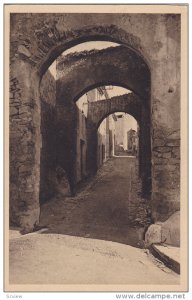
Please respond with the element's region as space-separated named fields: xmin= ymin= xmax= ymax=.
xmin=9 ymin=157 xmax=179 ymax=285
xmin=40 ymin=157 xmax=150 ymax=246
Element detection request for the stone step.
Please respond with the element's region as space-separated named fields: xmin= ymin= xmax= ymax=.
xmin=150 ymin=243 xmax=180 ymax=274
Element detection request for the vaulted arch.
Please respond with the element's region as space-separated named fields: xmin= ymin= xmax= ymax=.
xmin=56 ymin=45 xmax=150 ymax=103
xmin=55 ymin=46 xmax=151 ymax=197
xmin=9 ymin=12 xmax=181 ymax=230
xmin=87 ymin=93 xmax=141 ymax=130
xmin=83 ymin=92 xmax=151 ymax=196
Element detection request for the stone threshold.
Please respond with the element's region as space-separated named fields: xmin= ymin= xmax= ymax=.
xmin=149 ymin=243 xmax=180 ymax=274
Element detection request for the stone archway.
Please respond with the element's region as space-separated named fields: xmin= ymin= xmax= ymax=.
xmin=56 ymin=45 xmax=150 ymax=103
xmin=10 ymin=13 xmax=180 ymax=231
xmin=87 ymin=93 xmax=141 ymax=127
xmin=10 ymin=18 xmax=152 ymax=230
xmin=85 ymin=93 xmax=151 ymax=197
xmin=56 ymin=46 xmax=151 ymax=197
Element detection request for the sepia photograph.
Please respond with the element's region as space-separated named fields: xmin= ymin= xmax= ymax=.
xmin=4 ymin=4 xmax=188 ymax=292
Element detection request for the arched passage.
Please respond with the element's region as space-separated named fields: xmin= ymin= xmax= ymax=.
xmin=56 ymin=45 xmax=150 ymax=104
xmin=38 ymin=46 xmax=151 ymax=225
xmin=97 ymin=112 xmax=138 ymax=160
xmin=33 ymin=24 xmax=151 ymax=78
xmin=87 ymin=93 xmax=141 ymax=128
xmin=83 ymin=92 xmax=150 ymax=196
xmin=10 ymin=40 xmax=151 ymax=231
xmin=40 ymin=44 xmax=150 ymax=213
xmin=55 ymin=46 xmax=151 ymax=197
xmin=10 ymin=13 xmax=181 ymax=230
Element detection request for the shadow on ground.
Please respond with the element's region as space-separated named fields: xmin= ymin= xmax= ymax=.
xmin=39 ymin=157 xmax=151 ymax=248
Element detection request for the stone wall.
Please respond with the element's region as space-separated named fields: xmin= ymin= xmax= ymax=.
xmin=150 ymin=15 xmax=181 ymax=221
xmin=9 ymin=60 xmax=41 ymax=231
xmin=40 ymin=70 xmax=73 ymax=199
xmin=152 ymin=129 xmax=180 ymax=221
xmin=55 ymin=100 xmax=78 ymax=195
xmin=9 ymin=76 xmax=29 ymax=226
xmin=87 ymin=93 xmax=141 ymax=128
xmin=39 ymin=70 xmax=57 ymax=203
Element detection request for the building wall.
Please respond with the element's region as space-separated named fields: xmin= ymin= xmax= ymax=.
xmin=76 ymin=109 xmax=87 ymax=182
xmin=115 ymin=113 xmax=138 ymax=152
xmin=109 ymin=115 xmax=116 ymax=157
xmin=97 ymin=118 xmax=107 ymax=167
xmin=76 ymin=93 xmax=88 ymax=182
xmin=76 ymin=88 xmax=113 ymax=181
xmin=84 ymin=87 xmax=112 ymax=169
xmin=127 ymin=129 xmax=138 ymax=155
xmin=97 ymin=114 xmax=117 ymax=164
xmin=115 ymin=115 xmax=124 ymax=146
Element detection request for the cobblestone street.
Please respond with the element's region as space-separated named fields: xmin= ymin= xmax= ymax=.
xmin=40 ymin=157 xmax=151 ymax=247
xmin=9 ymin=157 xmax=179 ymax=285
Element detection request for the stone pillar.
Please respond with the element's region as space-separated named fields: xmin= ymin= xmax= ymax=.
xmin=10 ymin=59 xmax=41 ymax=232
xmin=55 ymin=103 xmax=78 ymax=195
xmin=149 ymin=15 xmax=181 ymax=222
xmin=152 ymin=126 xmax=180 ymax=222
xmin=137 ymin=104 xmax=151 ymax=198
xmin=141 ymin=105 xmax=152 ymax=198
